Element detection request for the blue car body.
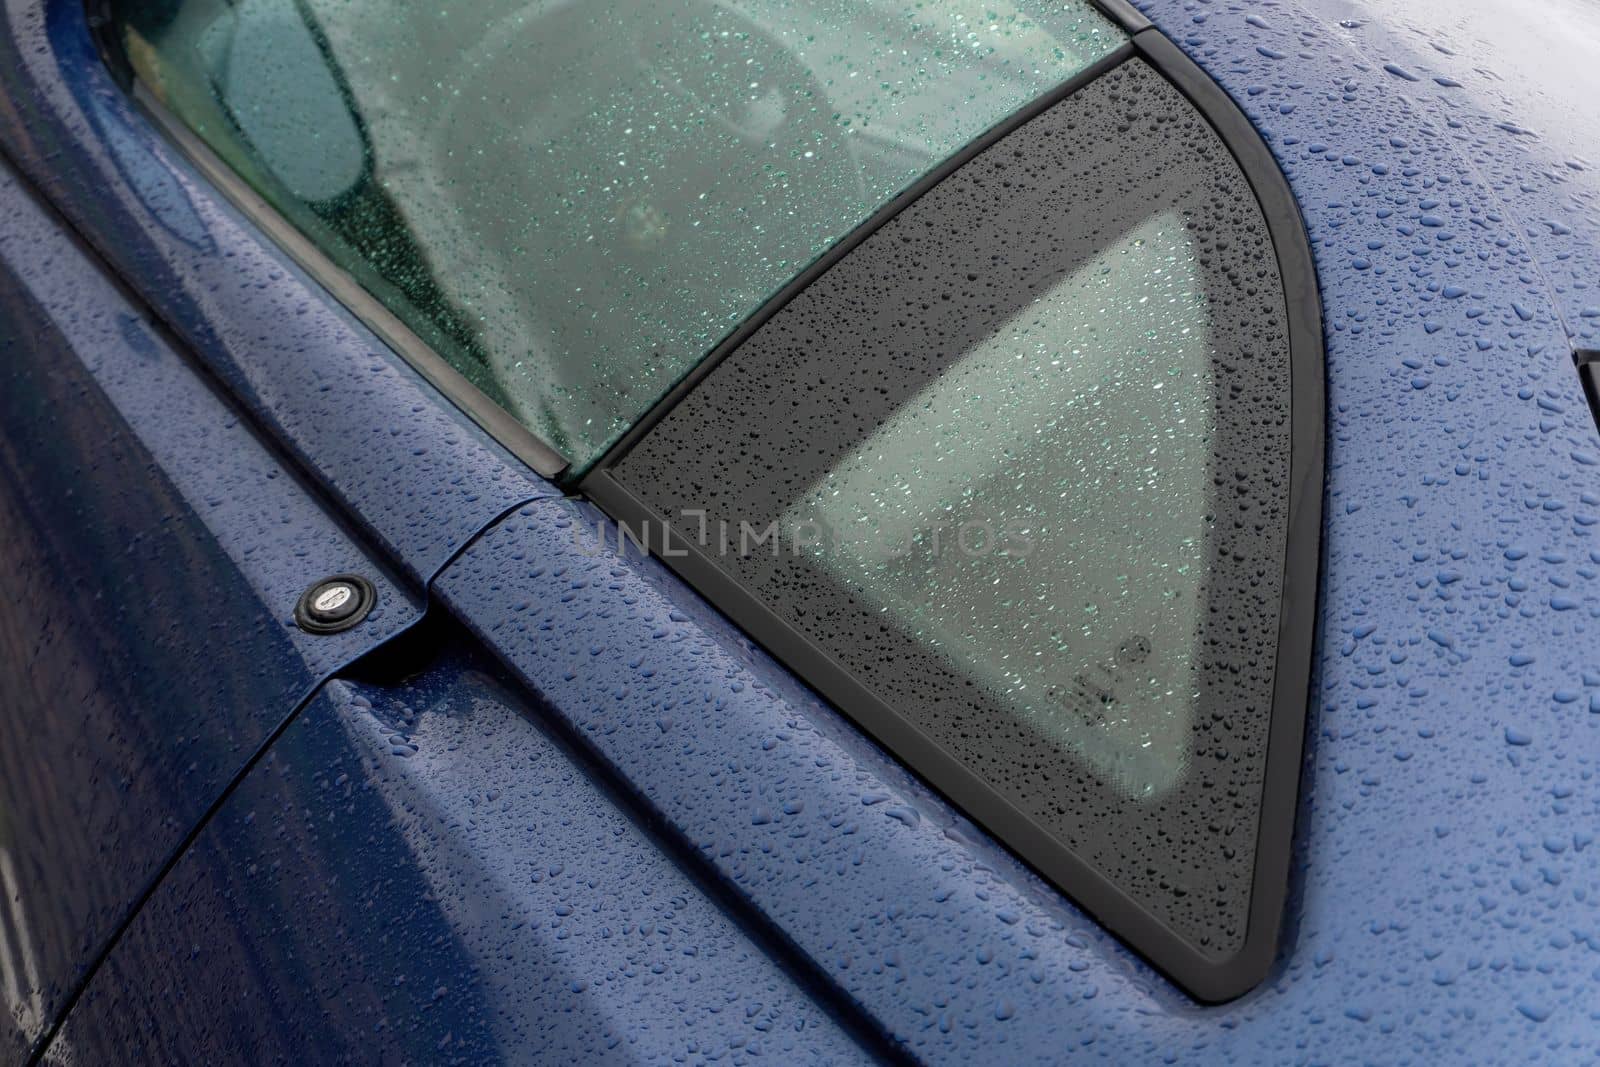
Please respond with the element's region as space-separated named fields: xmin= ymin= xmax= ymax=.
xmin=3 ymin=0 xmax=1600 ymax=1061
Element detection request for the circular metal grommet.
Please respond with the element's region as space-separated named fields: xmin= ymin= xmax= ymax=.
xmin=294 ymin=574 xmax=376 ymax=634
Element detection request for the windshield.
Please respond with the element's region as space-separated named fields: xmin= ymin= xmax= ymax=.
xmin=113 ymin=0 xmax=1124 ymax=468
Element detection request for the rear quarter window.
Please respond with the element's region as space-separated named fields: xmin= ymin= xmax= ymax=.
xmin=589 ymin=53 xmax=1319 ymax=990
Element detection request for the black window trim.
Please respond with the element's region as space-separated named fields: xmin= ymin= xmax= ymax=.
xmin=580 ymin=27 xmax=1325 ymax=1003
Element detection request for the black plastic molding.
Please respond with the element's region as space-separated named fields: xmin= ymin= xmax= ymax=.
xmin=1575 ymin=349 xmax=1600 ymax=437
xmin=1088 ymin=0 xmax=1153 ymax=34
xmin=581 ymin=28 xmax=1326 ymax=1003
xmin=1135 ymin=28 xmax=1326 ymax=999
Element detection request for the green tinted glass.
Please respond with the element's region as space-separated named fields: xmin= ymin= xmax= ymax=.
xmin=781 ymin=209 xmax=1212 ymax=794
xmin=113 ymin=0 xmax=1123 ymax=467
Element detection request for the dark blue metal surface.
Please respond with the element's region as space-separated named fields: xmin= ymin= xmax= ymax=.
xmin=7 ymin=0 xmax=1600 ymax=1060
xmin=0 ymin=158 xmax=421 ymax=1062
xmin=0 ymin=0 xmax=556 ymax=589
xmin=432 ymin=500 xmax=1184 ymax=1063
xmin=49 ymin=641 xmax=876 ymax=1065
xmin=1308 ymin=0 xmax=1600 ymax=355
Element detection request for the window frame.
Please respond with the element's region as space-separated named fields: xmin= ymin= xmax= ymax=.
xmin=580 ymin=29 xmax=1324 ymax=1002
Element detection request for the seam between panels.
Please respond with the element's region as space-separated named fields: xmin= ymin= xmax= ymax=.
xmin=24 ymin=491 xmax=548 ymax=1063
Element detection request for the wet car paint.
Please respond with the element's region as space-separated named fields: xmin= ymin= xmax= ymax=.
xmin=430 ymin=500 xmax=1197 ymax=1059
xmin=1 ymin=0 xmax=1600 ymax=1061
xmin=49 ymin=639 xmax=879 ymax=1065
xmin=1315 ymin=0 xmax=1600 ymax=353
xmin=0 ymin=158 xmax=420 ymax=1061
